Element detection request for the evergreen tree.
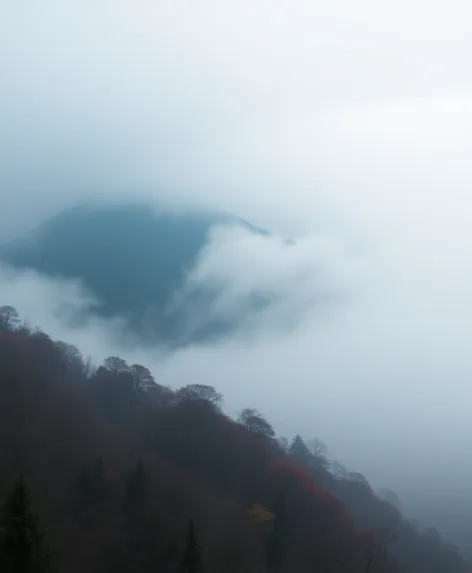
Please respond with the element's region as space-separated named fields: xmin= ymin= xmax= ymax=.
xmin=0 ymin=476 xmax=53 ymax=573
xmin=179 ymin=519 xmax=204 ymax=573
xmin=288 ymin=434 xmax=311 ymax=467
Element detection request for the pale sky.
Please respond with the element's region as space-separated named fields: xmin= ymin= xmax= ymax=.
xmin=2 ymin=0 xmax=472 ymax=546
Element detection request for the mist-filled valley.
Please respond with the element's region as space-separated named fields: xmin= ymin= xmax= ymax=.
xmin=3 ymin=1 xmax=472 ymax=571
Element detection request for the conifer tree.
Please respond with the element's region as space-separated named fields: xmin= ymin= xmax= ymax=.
xmin=288 ymin=434 xmax=311 ymax=466
xmin=179 ymin=519 xmax=204 ymax=573
xmin=0 ymin=476 xmax=53 ymax=573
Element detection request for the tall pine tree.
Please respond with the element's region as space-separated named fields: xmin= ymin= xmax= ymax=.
xmin=288 ymin=435 xmax=311 ymax=467
xmin=179 ymin=519 xmax=204 ymax=573
xmin=0 ymin=476 xmax=53 ymax=573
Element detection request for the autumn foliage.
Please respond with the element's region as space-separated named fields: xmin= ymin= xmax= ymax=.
xmin=0 ymin=306 xmax=470 ymax=573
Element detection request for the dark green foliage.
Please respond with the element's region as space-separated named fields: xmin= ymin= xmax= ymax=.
xmin=0 ymin=477 xmax=53 ymax=573
xmin=288 ymin=434 xmax=311 ymax=466
xmin=179 ymin=519 xmax=204 ymax=573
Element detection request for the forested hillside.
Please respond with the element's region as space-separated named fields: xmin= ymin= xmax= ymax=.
xmin=0 ymin=304 xmax=469 ymax=573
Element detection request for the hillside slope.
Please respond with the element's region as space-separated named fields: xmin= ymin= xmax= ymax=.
xmin=0 ymin=306 xmax=470 ymax=573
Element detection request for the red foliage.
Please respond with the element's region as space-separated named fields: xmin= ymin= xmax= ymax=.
xmin=271 ymin=457 xmax=353 ymax=522
xmin=0 ymin=319 xmax=470 ymax=573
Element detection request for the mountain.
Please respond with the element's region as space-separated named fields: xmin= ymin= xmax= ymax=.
xmin=0 ymin=313 xmax=470 ymax=573
xmin=0 ymin=202 xmax=269 ymax=348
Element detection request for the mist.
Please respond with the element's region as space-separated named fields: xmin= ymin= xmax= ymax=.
xmin=2 ymin=0 xmax=472 ymax=546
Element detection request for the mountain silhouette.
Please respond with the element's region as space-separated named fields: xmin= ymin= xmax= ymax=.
xmin=0 ymin=202 xmax=268 ymax=348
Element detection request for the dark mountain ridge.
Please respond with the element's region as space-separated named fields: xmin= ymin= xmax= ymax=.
xmin=0 ymin=202 xmax=269 ymax=348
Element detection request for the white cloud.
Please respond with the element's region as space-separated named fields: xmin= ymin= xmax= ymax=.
xmin=0 ymin=264 xmax=135 ymax=363
xmin=175 ymin=224 xmax=363 ymax=336
xmin=3 ymin=0 xmax=472 ymax=545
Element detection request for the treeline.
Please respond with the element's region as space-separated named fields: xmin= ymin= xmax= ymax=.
xmin=0 ymin=305 xmax=470 ymax=573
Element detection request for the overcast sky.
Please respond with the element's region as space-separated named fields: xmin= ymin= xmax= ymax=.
xmin=3 ymin=0 xmax=472 ymax=540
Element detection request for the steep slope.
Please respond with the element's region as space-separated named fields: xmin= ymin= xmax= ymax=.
xmin=0 ymin=310 xmax=470 ymax=573
xmin=0 ymin=202 xmax=268 ymax=348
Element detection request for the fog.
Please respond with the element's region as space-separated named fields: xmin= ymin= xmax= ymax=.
xmin=2 ymin=0 xmax=472 ymax=544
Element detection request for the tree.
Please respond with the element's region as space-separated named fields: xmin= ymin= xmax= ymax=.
xmin=55 ymin=341 xmax=86 ymax=376
xmin=237 ymin=408 xmax=275 ymax=438
xmin=288 ymin=435 xmax=311 ymax=466
xmin=307 ymin=437 xmax=327 ymax=458
xmin=277 ymin=436 xmax=290 ymax=452
xmin=179 ymin=519 xmax=204 ymax=573
xmin=122 ymin=365 xmax=156 ymax=413
xmin=130 ymin=364 xmax=155 ymax=392
xmin=331 ymin=460 xmax=347 ymax=480
xmin=0 ymin=306 xmax=20 ymax=331
xmin=103 ymin=356 xmax=128 ymax=374
xmin=0 ymin=476 xmax=53 ymax=573
xmin=377 ymin=488 xmax=402 ymax=510
xmin=307 ymin=437 xmax=330 ymax=470
xmin=176 ymin=385 xmax=223 ymax=409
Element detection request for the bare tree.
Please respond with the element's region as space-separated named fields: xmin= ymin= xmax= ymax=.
xmin=130 ymin=364 xmax=155 ymax=392
xmin=103 ymin=356 xmax=129 ymax=374
xmin=306 ymin=437 xmax=329 ymax=469
xmin=278 ymin=436 xmax=290 ymax=452
xmin=0 ymin=305 xmax=20 ymax=330
xmin=331 ymin=461 xmax=347 ymax=480
xmin=237 ymin=408 xmax=258 ymax=426
xmin=237 ymin=408 xmax=275 ymax=438
xmin=176 ymin=384 xmax=223 ymax=408
xmin=56 ymin=341 xmax=85 ymax=375
xmin=307 ymin=437 xmax=327 ymax=458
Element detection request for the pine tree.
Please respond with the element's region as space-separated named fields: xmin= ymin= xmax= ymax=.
xmin=0 ymin=476 xmax=53 ymax=573
xmin=288 ymin=434 xmax=311 ymax=467
xmin=178 ymin=519 xmax=204 ymax=573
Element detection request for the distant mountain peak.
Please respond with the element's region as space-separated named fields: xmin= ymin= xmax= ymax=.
xmin=0 ymin=201 xmax=268 ymax=349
